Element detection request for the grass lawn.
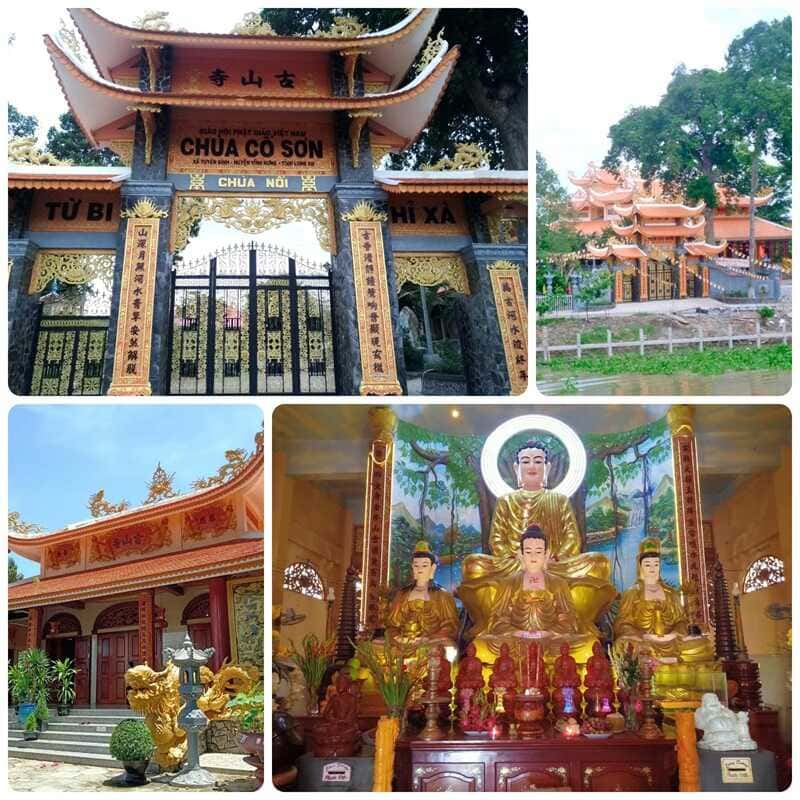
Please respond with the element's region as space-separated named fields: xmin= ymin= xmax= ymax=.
xmin=537 ymin=343 xmax=791 ymax=376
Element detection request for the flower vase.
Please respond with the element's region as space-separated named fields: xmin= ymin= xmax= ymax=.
xmin=306 ymin=687 xmax=321 ymax=716
xmin=623 ymin=689 xmax=638 ymax=731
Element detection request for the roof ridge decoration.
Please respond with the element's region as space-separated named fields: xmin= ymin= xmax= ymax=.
xmin=8 ymin=137 xmax=71 ymax=166
xmin=88 ymin=489 xmax=131 ymax=518
xmin=191 ymin=448 xmax=249 ymax=489
xmin=319 ymin=16 xmax=371 ymax=39
xmin=422 ymin=142 xmax=491 ymax=171
xmin=414 ymin=28 xmax=446 ymax=75
xmin=57 ymin=17 xmax=84 ymax=63
xmin=143 ymin=462 xmax=179 ymax=505
xmin=231 ymin=12 xmax=276 ymax=37
xmin=8 ymin=512 xmax=45 ymax=536
xmin=132 ymin=11 xmax=172 ymax=32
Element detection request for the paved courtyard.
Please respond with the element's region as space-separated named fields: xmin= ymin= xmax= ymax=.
xmin=8 ymin=757 xmax=259 ymax=793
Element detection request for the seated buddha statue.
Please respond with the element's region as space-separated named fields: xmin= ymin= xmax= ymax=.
xmin=459 ymin=440 xmax=616 ymax=654
xmin=309 ymin=673 xmax=361 ymax=757
xmin=613 ymin=537 xmax=714 ymax=663
xmin=383 ymin=540 xmax=460 ymax=649
xmin=471 ymin=526 xmax=600 ymax=663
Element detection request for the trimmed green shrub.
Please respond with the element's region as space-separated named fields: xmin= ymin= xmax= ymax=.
xmin=109 ymin=719 xmax=155 ymax=762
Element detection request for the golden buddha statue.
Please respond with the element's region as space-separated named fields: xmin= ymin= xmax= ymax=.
xmin=476 ymin=525 xmax=598 ymax=663
xmin=613 ymin=538 xmax=714 ymax=663
xmin=458 ymin=440 xmax=616 ymax=655
xmin=383 ymin=540 xmax=459 ymax=647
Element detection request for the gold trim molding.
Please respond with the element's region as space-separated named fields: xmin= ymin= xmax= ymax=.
xmin=171 ymin=194 xmax=334 ymax=254
xmin=29 ymin=250 xmax=115 ymax=294
xmin=341 ymin=200 xmax=387 ymax=223
xmin=422 ymin=142 xmax=490 ymax=171
xmin=393 ymin=253 xmax=470 ymax=295
xmin=488 ymin=260 xmax=528 ymax=395
xmin=121 ymin=198 xmax=169 ymax=219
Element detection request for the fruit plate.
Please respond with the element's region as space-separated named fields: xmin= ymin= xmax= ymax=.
xmin=582 ymin=731 xmax=613 ymax=739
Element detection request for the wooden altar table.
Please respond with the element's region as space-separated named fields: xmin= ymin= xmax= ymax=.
xmin=394 ymin=731 xmax=678 ymax=791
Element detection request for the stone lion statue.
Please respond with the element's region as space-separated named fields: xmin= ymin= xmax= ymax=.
xmin=126 ymin=660 xmax=260 ymax=769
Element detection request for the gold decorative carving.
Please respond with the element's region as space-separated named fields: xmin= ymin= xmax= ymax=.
xmin=188 ymin=173 xmax=206 ymax=190
xmin=371 ymin=142 xmax=393 ymax=167
xmin=368 ymin=407 xmax=397 ymax=444
xmin=139 ymin=45 xmax=163 ymax=93
xmin=8 ymin=137 xmax=70 ymax=166
xmin=583 ymin=765 xmax=653 ymax=790
xmin=126 ymin=107 xmax=161 ymax=166
xmin=45 ymin=541 xmax=81 ymax=571
xmin=108 ymin=216 xmax=161 ymax=395
xmin=348 ymin=217 xmax=403 ymax=395
xmin=347 ymin=112 xmax=381 ymax=168
xmin=228 ymin=577 xmax=265 ymax=669
xmin=415 ymin=28 xmax=445 ymax=74
xmin=120 ymin=197 xmax=169 ymax=219
xmin=29 ymin=250 xmax=115 ymax=294
xmin=126 ymin=660 xmax=258 ymax=769
xmin=300 ymin=175 xmax=317 ymax=192
xmin=488 ymin=260 xmax=528 ymax=395
xmin=89 ymin=518 xmax=171 ymax=563
xmin=183 ymin=502 xmax=237 ymax=541
xmin=320 ymin=16 xmax=370 ymax=38
xmin=422 ymin=142 xmax=490 ymax=171
xmin=191 ymin=449 xmax=248 ymax=489
xmin=133 ymin=11 xmax=171 ymax=31
xmin=341 ymin=200 xmax=387 ymax=223
xmin=88 ymin=489 xmax=130 ymax=518
xmin=58 ymin=18 xmax=83 ymax=62
xmin=8 ymin=512 xmax=44 ymax=536
xmin=231 ymin=12 xmax=276 ymax=36
xmin=144 ymin=463 xmax=178 ymax=504
xmin=108 ymin=140 xmax=133 ymax=166
xmin=341 ymin=49 xmax=370 ymax=96
xmin=394 ymin=253 xmax=470 ymax=295
xmin=667 ymin=404 xmax=695 ymax=435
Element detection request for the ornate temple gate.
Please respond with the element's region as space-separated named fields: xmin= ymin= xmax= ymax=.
xmin=648 ymin=261 xmax=674 ymax=300
xmin=168 ymin=242 xmax=336 ymax=395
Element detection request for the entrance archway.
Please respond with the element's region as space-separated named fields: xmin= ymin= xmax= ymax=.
xmin=44 ymin=612 xmax=90 ymax=705
xmin=181 ymin=593 xmax=212 ymax=650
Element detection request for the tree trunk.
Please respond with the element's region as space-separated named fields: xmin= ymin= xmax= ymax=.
xmin=496 ymin=94 xmax=528 ymax=170
xmin=703 ymin=206 xmax=716 ymax=245
xmin=748 ymin=153 xmax=759 ymax=270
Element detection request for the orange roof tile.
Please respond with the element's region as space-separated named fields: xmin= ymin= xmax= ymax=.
xmin=713 ymin=217 xmax=792 ymax=241
xmin=8 ymin=539 xmax=263 ymax=608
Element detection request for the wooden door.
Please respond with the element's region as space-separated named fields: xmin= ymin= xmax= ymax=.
xmin=188 ymin=622 xmax=212 ymax=651
xmin=98 ymin=632 xmax=137 ymax=705
xmin=74 ymin=636 xmax=91 ymax=705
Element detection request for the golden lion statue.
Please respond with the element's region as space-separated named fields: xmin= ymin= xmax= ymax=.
xmin=126 ymin=660 xmax=260 ymax=769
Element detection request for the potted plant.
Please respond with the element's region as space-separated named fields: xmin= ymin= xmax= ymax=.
xmin=109 ymin=719 xmax=155 ymax=786
xmin=52 ymin=658 xmax=78 ymax=715
xmin=23 ymin=710 xmax=39 ymax=741
xmin=35 ymin=691 xmax=50 ymax=732
xmin=287 ymin=634 xmax=335 ymax=715
xmin=227 ymin=683 xmax=265 ymax=787
xmin=9 ymin=662 xmax=32 ymax=717
xmin=15 ymin=649 xmax=51 ymax=726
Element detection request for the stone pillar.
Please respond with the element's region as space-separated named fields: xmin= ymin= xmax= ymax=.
xmin=208 ymin=577 xmax=231 ymax=671
xmin=25 ymin=606 xmax=43 ymax=650
xmin=458 ymin=243 xmax=528 ymax=395
xmin=8 ymin=239 xmax=42 ymax=395
xmin=701 ymin=265 xmax=710 ymax=297
xmin=667 ymin=405 xmax=710 ymax=628
xmin=638 ymin=256 xmax=649 ymax=301
xmin=138 ymin=589 xmax=155 ymax=666
xmin=678 ymin=256 xmax=687 ymax=298
xmin=103 ymin=98 xmax=174 ymax=395
xmin=360 ymin=407 xmax=397 ymax=632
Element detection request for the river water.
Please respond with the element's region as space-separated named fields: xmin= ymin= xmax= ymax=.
xmin=537 ymin=369 xmax=791 ymax=396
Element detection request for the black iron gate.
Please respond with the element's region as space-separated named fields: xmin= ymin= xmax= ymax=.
xmin=29 ymin=317 xmax=109 ymax=395
xmin=168 ymin=242 xmax=337 ymax=395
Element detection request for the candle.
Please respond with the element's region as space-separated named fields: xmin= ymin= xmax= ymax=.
xmin=732 ymin=581 xmax=741 ymax=597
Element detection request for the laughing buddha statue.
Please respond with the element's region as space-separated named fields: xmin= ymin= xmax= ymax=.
xmin=613 ymin=537 xmax=714 ymax=663
xmin=457 ymin=440 xmax=616 ymax=663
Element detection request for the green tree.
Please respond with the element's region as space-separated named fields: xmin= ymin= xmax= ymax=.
xmin=46 ymin=112 xmax=122 ymax=167
xmin=8 ymin=557 xmax=22 ymax=583
xmin=724 ymin=17 xmax=792 ymax=266
xmin=536 ymin=152 xmax=587 ymax=271
xmin=8 ymin=104 xmax=38 ymax=138
xmin=604 ymin=66 xmax=739 ymax=243
xmin=576 ymin=268 xmax=612 ymax=318
xmin=260 ymin=8 xmax=527 ymax=168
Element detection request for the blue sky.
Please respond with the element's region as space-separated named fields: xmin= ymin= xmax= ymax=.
xmin=8 ymin=404 xmax=262 ymax=578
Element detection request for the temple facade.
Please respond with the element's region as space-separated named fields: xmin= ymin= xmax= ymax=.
xmin=8 ymin=435 xmax=264 ymax=706
xmin=8 ymin=9 xmax=528 ymax=397
xmin=566 ymin=163 xmax=788 ymax=304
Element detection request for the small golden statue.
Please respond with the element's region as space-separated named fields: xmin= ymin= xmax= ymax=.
xmin=613 ymin=538 xmax=714 ymax=663
xmin=383 ymin=540 xmax=459 ymax=647
xmin=457 ymin=441 xmax=615 ymax=660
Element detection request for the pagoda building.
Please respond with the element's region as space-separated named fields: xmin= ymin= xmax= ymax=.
xmin=567 ymin=163 xmax=785 ymax=304
xmin=8 ymin=9 xmax=528 ymax=397
xmin=8 ymin=434 xmax=264 ymax=706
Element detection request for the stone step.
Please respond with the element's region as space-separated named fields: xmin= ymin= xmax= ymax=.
xmin=23 ymin=729 xmax=113 ymax=744
xmin=8 ymin=747 xmax=256 ymax=776
xmin=10 ymin=716 xmax=138 ymax=731
xmin=10 ymin=721 xmax=115 ymax=734
xmin=9 ymin=736 xmax=111 ymax=755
